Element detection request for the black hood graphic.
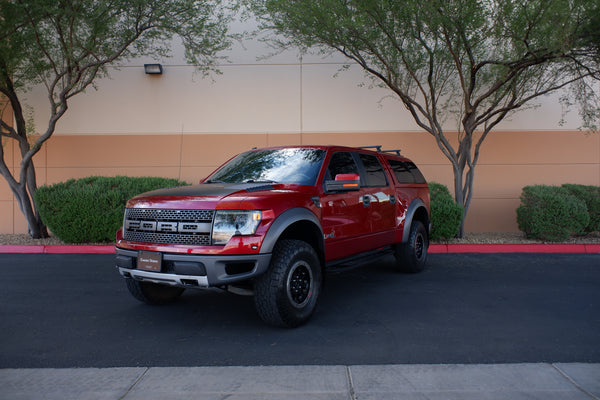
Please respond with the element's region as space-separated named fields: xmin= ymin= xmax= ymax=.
xmin=137 ymin=183 xmax=275 ymax=198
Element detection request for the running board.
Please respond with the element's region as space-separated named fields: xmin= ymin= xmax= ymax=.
xmin=325 ymin=246 xmax=394 ymax=273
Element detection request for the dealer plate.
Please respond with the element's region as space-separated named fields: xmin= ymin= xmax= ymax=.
xmin=137 ymin=251 xmax=162 ymax=272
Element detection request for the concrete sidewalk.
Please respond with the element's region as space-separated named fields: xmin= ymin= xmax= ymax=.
xmin=1 ymin=363 xmax=598 ymax=400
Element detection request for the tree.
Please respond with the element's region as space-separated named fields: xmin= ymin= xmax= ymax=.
xmin=0 ymin=0 xmax=232 ymax=238
xmin=245 ymin=0 xmax=600 ymax=236
xmin=579 ymin=3 xmax=600 ymax=57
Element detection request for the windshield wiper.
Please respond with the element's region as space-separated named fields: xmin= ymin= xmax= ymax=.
xmin=244 ymin=179 xmax=278 ymax=184
xmin=204 ymin=179 xmax=226 ymax=184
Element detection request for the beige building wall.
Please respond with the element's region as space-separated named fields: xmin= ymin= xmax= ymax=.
xmin=2 ymin=129 xmax=598 ymax=234
xmin=2 ymin=33 xmax=599 ymax=235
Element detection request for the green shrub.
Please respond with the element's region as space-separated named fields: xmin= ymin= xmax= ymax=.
xmin=516 ymin=185 xmax=589 ymax=242
xmin=562 ymin=184 xmax=600 ymax=232
xmin=35 ymin=176 xmax=187 ymax=243
xmin=428 ymin=182 xmax=464 ymax=240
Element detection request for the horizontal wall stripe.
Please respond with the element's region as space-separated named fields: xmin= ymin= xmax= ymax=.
xmin=1 ymin=130 xmax=598 ymax=234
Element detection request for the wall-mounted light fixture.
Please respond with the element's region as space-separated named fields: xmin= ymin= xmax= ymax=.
xmin=144 ymin=63 xmax=163 ymax=75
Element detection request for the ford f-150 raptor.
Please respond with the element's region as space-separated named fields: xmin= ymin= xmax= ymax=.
xmin=115 ymin=145 xmax=430 ymax=327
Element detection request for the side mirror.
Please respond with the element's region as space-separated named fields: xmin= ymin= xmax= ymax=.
xmin=325 ymin=173 xmax=360 ymax=192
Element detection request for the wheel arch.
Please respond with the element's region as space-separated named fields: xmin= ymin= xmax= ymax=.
xmin=260 ymin=208 xmax=325 ymax=266
xmin=402 ymin=198 xmax=430 ymax=243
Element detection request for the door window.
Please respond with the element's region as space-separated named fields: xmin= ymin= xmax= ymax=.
xmin=326 ymin=152 xmax=360 ymax=180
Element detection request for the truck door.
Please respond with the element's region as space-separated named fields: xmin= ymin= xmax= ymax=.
xmin=320 ymin=151 xmax=372 ymax=261
xmin=356 ymin=153 xmax=396 ymax=246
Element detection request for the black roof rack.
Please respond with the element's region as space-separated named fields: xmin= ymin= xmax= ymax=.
xmin=356 ymin=146 xmax=401 ymax=156
xmin=357 ymin=145 xmax=382 ymax=152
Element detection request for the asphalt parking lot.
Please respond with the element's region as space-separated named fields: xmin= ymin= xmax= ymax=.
xmin=1 ymin=252 xmax=598 ymax=368
xmin=1 ymin=252 xmax=599 ymax=399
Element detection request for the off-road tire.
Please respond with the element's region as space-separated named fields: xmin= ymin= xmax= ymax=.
xmin=254 ymin=239 xmax=322 ymax=328
xmin=125 ymin=279 xmax=184 ymax=305
xmin=395 ymin=220 xmax=428 ymax=273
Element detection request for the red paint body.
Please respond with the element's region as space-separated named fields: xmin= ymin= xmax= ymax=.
xmin=116 ymin=145 xmax=430 ymax=264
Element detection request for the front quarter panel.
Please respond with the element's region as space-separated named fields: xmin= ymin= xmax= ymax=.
xmin=259 ymin=207 xmax=323 ymax=254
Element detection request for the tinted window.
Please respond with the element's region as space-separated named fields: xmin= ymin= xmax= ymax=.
xmin=326 ymin=152 xmax=359 ymax=179
xmin=388 ymin=159 xmax=415 ymax=183
xmin=206 ymin=148 xmax=326 ymax=185
xmin=358 ymin=154 xmax=387 ymax=187
xmin=405 ymin=162 xmax=426 ymax=183
xmin=388 ymin=159 xmax=426 ymax=184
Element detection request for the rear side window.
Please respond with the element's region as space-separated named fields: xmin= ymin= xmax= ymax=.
xmin=406 ymin=162 xmax=426 ymax=183
xmin=388 ymin=159 xmax=426 ymax=184
xmin=358 ymin=154 xmax=388 ymax=187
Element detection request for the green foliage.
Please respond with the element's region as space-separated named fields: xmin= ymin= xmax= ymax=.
xmin=0 ymin=0 xmax=232 ymax=90
xmin=246 ymin=0 xmax=600 ymax=132
xmin=428 ymin=182 xmax=463 ymax=240
xmin=516 ymin=185 xmax=590 ymax=242
xmin=34 ymin=176 xmax=187 ymax=243
xmin=577 ymin=2 xmax=600 ymax=54
xmin=0 ymin=0 xmax=232 ymax=238
xmin=246 ymin=0 xmax=600 ymax=236
xmin=562 ymin=184 xmax=600 ymax=232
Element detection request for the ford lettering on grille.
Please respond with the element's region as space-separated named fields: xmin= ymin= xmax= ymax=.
xmin=123 ymin=209 xmax=214 ymax=245
xmin=125 ymin=220 xmax=211 ymax=233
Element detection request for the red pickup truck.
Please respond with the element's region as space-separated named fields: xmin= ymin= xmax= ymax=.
xmin=116 ymin=145 xmax=430 ymax=327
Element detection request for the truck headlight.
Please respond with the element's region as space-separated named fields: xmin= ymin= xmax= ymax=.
xmin=212 ymin=210 xmax=262 ymax=245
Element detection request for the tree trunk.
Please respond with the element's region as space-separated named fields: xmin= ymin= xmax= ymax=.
xmin=452 ymin=164 xmax=466 ymax=238
xmin=1 ymin=65 xmax=49 ymax=238
xmin=21 ymin=146 xmax=49 ymax=238
xmin=1 ymin=164 xmax=49 ymax=239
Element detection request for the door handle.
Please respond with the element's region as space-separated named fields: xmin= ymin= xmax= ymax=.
xmin=362 ymin=195 xmax=371 ymax=207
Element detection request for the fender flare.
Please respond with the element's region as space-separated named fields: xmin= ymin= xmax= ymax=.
xmin=259 ymin=207 xmax=324 ymax=254
xmin=401 ymin=198 xmax=429 ymax=243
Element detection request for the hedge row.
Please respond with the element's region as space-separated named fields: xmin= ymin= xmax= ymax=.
xmin=516 ymin=184 xmax=599 ymax=242
xmin=428 ymin=182 xmax=463 ymax=241
xmin=35 ymin=176 xmax=187 ymax=243
xmin=562 ymin=184 xmax=600 ymax=233
xmin=34 ymin=176 xmax=597 ymax=244
xmin=427 ymin=182 xmax=599 ymax=242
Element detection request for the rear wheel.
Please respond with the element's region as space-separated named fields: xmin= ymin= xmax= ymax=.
xmin=254 ymin=239 xmax=322 ymax=328
xmin=125 ymin=279 xmax=184 ymax=305
xmin=395 ymin=220 xmax=428 ymax=273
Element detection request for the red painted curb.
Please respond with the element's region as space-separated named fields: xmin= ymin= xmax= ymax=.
xmin=0 ymin=245 xmax=45 ymax=254
xmin=0 ymin=245 xmax=115 ymax=254
xmin=429 ymin=244 xmax=448 ymax=253
xmin=448 ymin=244 xmax=588 ymax=253
xmin=0 ymin=244 xmax=597 ymax=254
xmin=43 ymin=245 xmax=115 ymax=254
xmin=585 ymin=244 xmax=600 ymax=253
xmin=430 ymin=243 xmax=599 ymax=254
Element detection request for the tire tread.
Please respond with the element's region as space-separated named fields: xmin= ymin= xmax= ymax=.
xmin=254 ymin=239 xmax=321 ymax=328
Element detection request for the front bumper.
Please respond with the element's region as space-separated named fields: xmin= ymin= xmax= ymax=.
xmin=115 ymin=247 xmax=272 ymax=288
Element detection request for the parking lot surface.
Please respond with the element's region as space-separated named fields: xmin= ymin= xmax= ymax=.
xmin=1 ymin=252 xmax=598 ymax=399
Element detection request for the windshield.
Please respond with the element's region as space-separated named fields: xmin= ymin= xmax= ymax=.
xmin=206 ymin=148 xmax=326 ymax=185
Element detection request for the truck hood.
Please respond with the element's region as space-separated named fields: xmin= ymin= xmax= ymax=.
xmin=137 ymin=183 xmax=276 ymax=198
xmin=126 ymin=182 xmax=278 ymax=209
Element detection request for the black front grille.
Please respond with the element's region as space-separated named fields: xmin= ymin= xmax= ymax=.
xmin=123 ymin=231 xmax=211 ymax=246
xmin=125 ymin=209 xmax=214 ymax=222
xmin=123 ymin=208 xmax=214 ymax=246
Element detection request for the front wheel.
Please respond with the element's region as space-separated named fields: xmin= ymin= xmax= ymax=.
xmin=395 ymin=220 xmax=428 ymax=273
xmin=254 ymin=239 xmax=322 ymax=328
xmin=125 ymin=279 xmax=184 ymax=305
